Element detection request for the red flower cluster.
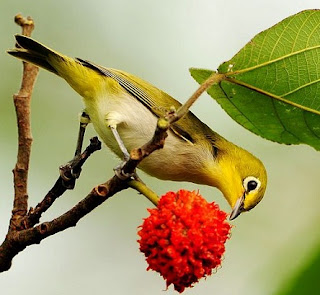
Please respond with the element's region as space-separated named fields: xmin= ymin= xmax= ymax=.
xmin=138 ymin=190 xmax=231 ymax=292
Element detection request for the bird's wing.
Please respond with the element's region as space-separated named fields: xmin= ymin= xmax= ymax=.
xmin=76 ymin=58 xmax=221 ymax=152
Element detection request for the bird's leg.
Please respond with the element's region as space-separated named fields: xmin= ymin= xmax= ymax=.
xmin=110 ymin=126 xmax=130 ymax=161
xmin=74 ymin=111 xmax=91 ymax=157
xmin=59 ymin=111 xmax=92 ymax=187
xmin=110 ymin=126 xmax=143 ymax=182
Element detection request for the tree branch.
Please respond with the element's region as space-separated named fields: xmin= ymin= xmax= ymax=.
xmin=24 ymin=137 xmax=102 ymax=228
xmin=10 ymin=14 xmax=38 ymax=231
xmin=0 ymin=176 xmax=128 ymax=272
xmin=1 ymin=13 xmax=103 ymax=272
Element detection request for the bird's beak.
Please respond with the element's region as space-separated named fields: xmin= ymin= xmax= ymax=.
xmin=229 ymin=192 xmax=245 ymax=220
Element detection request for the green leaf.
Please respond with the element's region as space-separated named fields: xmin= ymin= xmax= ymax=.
xmin=190 ymin=9 xmax=320 ymax=150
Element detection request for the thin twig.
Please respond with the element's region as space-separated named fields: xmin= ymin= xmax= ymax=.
xmin=24 ymin=137 xmax=101 ymax=228
xmin=169 ymin=72 xmax=225 ymax=124
xmin=122 ymin=118 xmax=169 ymax=176
xmin=10 ymin=15 xmax=38 ymax=232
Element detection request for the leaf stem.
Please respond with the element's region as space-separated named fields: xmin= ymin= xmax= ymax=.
xmin=170 ymin=72 xmax=225 ymax=124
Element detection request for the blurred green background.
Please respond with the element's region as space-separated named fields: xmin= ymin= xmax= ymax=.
xmin=1 ymin=1 xmax=320 ymax=294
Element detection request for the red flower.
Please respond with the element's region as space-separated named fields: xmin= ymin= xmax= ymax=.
xmin=138 ymin=190 xmax=231 ymax=292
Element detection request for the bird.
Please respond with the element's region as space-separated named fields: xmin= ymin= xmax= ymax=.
xmin=7 ymin=34 xmax=267 ymax=220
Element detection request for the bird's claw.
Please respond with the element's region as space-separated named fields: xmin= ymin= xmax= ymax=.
xmin=114 ymin=162 xmax=133 ymax=180
xmin=113 ymin=162 xmax=141 ymax=182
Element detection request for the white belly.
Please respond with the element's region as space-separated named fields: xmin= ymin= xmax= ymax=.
xmin=84 ymin=91 xmax=210 ymax=184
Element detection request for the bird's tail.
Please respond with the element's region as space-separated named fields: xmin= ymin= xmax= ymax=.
xmin=7 ymin=34 xmax=63 ymax=75
xmin=7 ymin=35 xmax=101 ymax=97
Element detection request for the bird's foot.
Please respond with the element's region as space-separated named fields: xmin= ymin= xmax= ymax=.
xmin=113 ymin=161 xmax=143 ymax=183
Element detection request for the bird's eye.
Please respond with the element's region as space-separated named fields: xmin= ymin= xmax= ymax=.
xmin=247 ymin=180 xmax=257 ymax=191
xmin=243 ymin=176 xmax=261 ymax=193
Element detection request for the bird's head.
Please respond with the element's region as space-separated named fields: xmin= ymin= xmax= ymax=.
xmin=208 ymin=144 xmax=267 ymax=220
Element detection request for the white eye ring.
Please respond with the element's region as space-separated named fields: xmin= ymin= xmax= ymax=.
xmin=243 ymin=176 xmax=261 ymax=193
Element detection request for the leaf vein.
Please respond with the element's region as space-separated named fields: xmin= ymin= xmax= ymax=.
xmin=270 ymin=98 xmax=301 ymax=142
xmin=225 ymin=45 xmax=320 ymax=76
xmin=281 ymin=78 xmax=320 ymax=98
xmin=218 ymin=83 xmax=263 ymax=135
xmin=225 ymin=77 xmax=320 ymax=116
xmin=302 ymin=112 xmax=320 ymax=140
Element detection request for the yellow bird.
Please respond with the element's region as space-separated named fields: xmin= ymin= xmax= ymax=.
xmin=8 ymin=34 xmax=267 ymax=220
